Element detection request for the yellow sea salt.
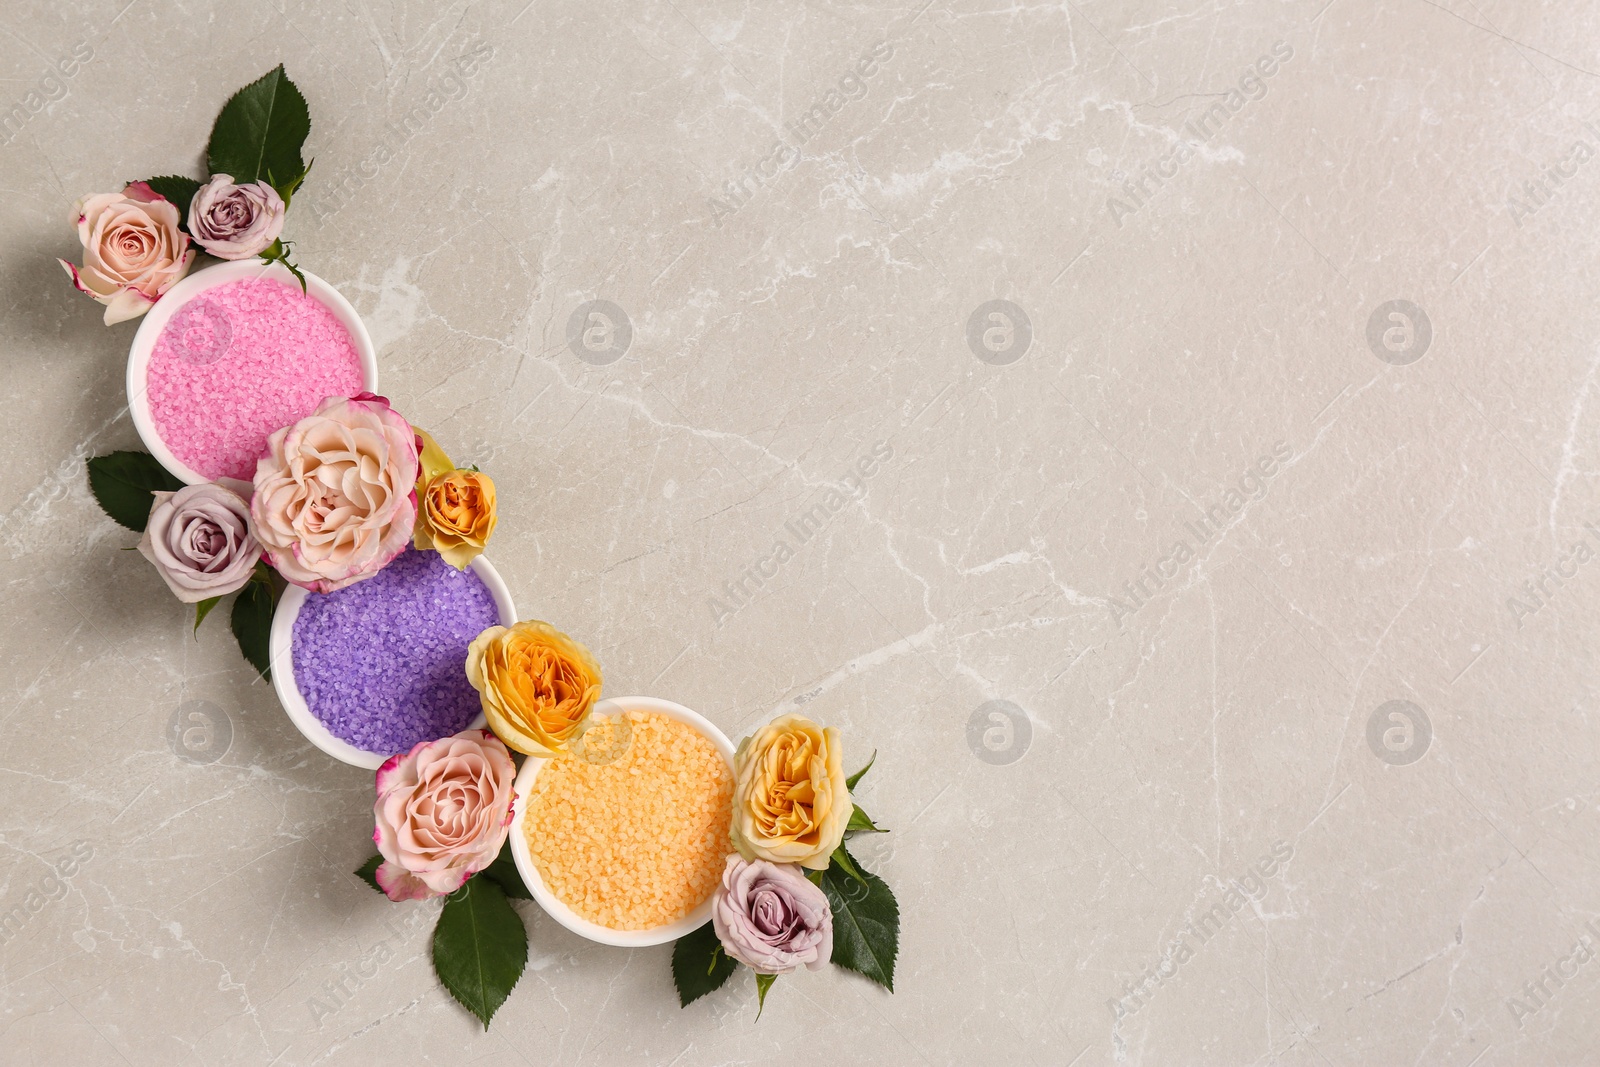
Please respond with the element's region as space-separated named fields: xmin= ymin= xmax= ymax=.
xmin=521 ymin=710 xmax=733 ymax=930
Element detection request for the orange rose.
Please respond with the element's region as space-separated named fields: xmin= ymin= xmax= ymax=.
xmin=464 ymin=620 xmax=602 ymax=755
xmin=412 ymin=428 xmax=497 ymax=569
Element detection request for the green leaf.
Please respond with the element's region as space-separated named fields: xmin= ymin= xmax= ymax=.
xmin=829 ymin=844 xmax=867 ymax=886
xmin=275 ymin=156 xmax=312 ymax=202
xmin=754 ymin=972 xmax=776 ymax=1019
xmin=230 ymin=576 xmax=275 ymax=681
xmin=432 ymin=876 xmax=528 ymax=1029
xmin=847 ymin=751 xmax=876 ymax=790
xmin=478 ymin=840 xmax=532 ymax=900
xmin=820 ymin=844 xmax=898 ymax=992
xmin=86 ymin=451 xmax=183 ymax=531
xmin=354 ymin=855 xmax=384 ymax=894
xmin=206 ymin=65 xmax=311 ymax=202
xmin=193 ymin=596 xmax=222 ymax=634
xmin=139 ymin=175 xmax=202 ymax=230
xmin=671 ymin=921 xmax=736 ymax=1007
xmin=846 ymin=803 xmax=887 ymax=835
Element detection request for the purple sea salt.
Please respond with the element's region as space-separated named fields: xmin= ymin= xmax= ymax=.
xmin=291 ymin=548 xmax=500 ymax=756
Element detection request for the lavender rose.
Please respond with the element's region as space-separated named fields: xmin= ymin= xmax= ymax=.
xmin=136 ymin=483 xmax=261 ymax=603
xmin=710 ymin=855 xmax=833 ymax=975
xmin=188 ymin=174 xmax=285 ymax=260
xmin=372 ymin=730 xmax=516 ymax=901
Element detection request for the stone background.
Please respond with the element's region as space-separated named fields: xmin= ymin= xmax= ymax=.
xmin=3 ymin=0 xmax=1599 ymax=1063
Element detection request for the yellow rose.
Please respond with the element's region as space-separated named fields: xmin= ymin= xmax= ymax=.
xmin=412 ymin=427 xmax=497 ymax=569
xmin=464 ymin=620 xmax=602 ymax=755
xmin=729 ymin=714 xmax=850 ymax=870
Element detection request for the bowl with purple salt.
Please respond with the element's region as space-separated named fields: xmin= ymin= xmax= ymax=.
xmin=269 ymin=548 xmax=516 ymax=769
xmin=126 ymin=259 xmax=378 ymax=489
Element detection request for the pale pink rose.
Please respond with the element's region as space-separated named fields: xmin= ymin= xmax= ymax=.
xmin=137 ymin=483 xmax=261 ymax=603
xmin=711 ymin=855 xmax=833 ymax=975
xmin=188 ymin=174 xmax=285 ymax=259
xmin=249 ymin=393 xmax=419 ymax=593
xmin=59 ymin=182 xmax=195 ymax=325
xmin=372 ymin=730 xmax=517 ymax=901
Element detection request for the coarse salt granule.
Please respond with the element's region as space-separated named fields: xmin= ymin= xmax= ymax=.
xmin=291 ymin=548 xmax=498 ymax=756
xmin=521 ymin=711 xmax=734 ymax=930
xmin=145 ymin=277 xmax=364 ymax=482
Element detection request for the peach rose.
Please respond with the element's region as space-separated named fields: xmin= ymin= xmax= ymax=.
xmin=59 ymin=182 xmax=195 ymax=325
xmin=730 ymin=714 xmax=850 ymax=870
xmin=465 ymin=620 xmax=602 ymax=755
xmin=250 ymin=393 xmax=419 ymax=593
xmin=372 ymin=729 xmax=516 ymax=901
xmin=412 ymin=428 xmax=497 ymax=569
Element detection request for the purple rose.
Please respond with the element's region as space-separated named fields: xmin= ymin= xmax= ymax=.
xmin=188 ymin=174 xmax=285 ymax=259
xmin=710 ymin=855 xmax=833 ymax=975
xmin=137 ymin=483 xmax=261 ymax=602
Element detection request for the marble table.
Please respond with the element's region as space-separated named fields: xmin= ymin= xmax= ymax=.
xmin=3 ymin=0 xmax=1598 ymax=1063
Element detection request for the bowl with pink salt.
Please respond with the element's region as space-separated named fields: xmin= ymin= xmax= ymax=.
xmin=268 ymin=549 xmax=518 ymax=769
xmin=509 ymin=696 xmax=737 ymax=947
xmin=126 ymin=259 xmax=378 ymax=489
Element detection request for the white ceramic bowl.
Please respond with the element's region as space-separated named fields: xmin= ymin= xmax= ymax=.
xmin=510 ymin=696 xmax=736 ymax=947
xmin=267 ymin=555 xmax=516 ymax=770
xmin=125 ymin=259 xmax=378 ymax=487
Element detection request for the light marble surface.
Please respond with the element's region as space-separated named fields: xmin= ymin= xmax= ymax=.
xmin=4 ymin=0 xmax=1600 ymax=1063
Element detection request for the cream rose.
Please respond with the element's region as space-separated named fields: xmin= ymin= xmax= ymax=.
xmin=372 ymin=729 xmax=517 ymax=901
xmin=249 ymin=393 xmax=419 ymax=593
xmin=59 ymin=182 xmax=195 ymax=324
xmin=730 ymin=714 xmax=850 ymax=870
xmin=464 ymin=620 xmax=602 ymax=755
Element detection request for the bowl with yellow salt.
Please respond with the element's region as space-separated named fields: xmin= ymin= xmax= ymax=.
xmin=508 ymin=696 xmax=736 ymax=947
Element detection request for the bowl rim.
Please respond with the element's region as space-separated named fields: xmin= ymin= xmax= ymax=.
xmin=267 ymin=554 xmax=516 ymax=770
xmin=509 ymin=695 xmax=736 ymax=948
xmin=125 ymin=259 xmax=379 ymax=488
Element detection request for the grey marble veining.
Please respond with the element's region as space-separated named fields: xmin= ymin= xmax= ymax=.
xmin=3 ymin=0 xmax=1600 ymax=1063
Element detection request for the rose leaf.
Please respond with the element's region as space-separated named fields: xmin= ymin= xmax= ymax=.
xmin=354 ymin=856 xmax=384 ymax=894
xmin=206 ymin=64 xmax=311 ymax=202
xmin=432 ymin=876 xmax=527 ymax=1030
xmin=86 ymin=451 xmax=183 ymax=532
xmin=846 ymin=803 xmax=887 ymax=836
xmin=754 ymin=972 xmax=776 ymax=1020
xmin=230 ymin=579 xmax=274 ymax=681
xmin=846 ymin=750 xmax=876 ymax=790
xmin=193 ymin=596 xmax=222 ymax=635
xmin=671 ymin=921 xmax=736 ymax=1008
xmin=478 ymin=840 xmax=532 ymax=900
xmin=828 ymin=844 xmax=868 ymax=886
xmin=139 ymin=175 xmax=203 ymax=231
xmin=820 ymin=844 xmax=898 ymax=992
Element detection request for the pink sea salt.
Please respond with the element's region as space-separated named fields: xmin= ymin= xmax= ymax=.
xmin=144 ymin=277 xmax=365 ymax=482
